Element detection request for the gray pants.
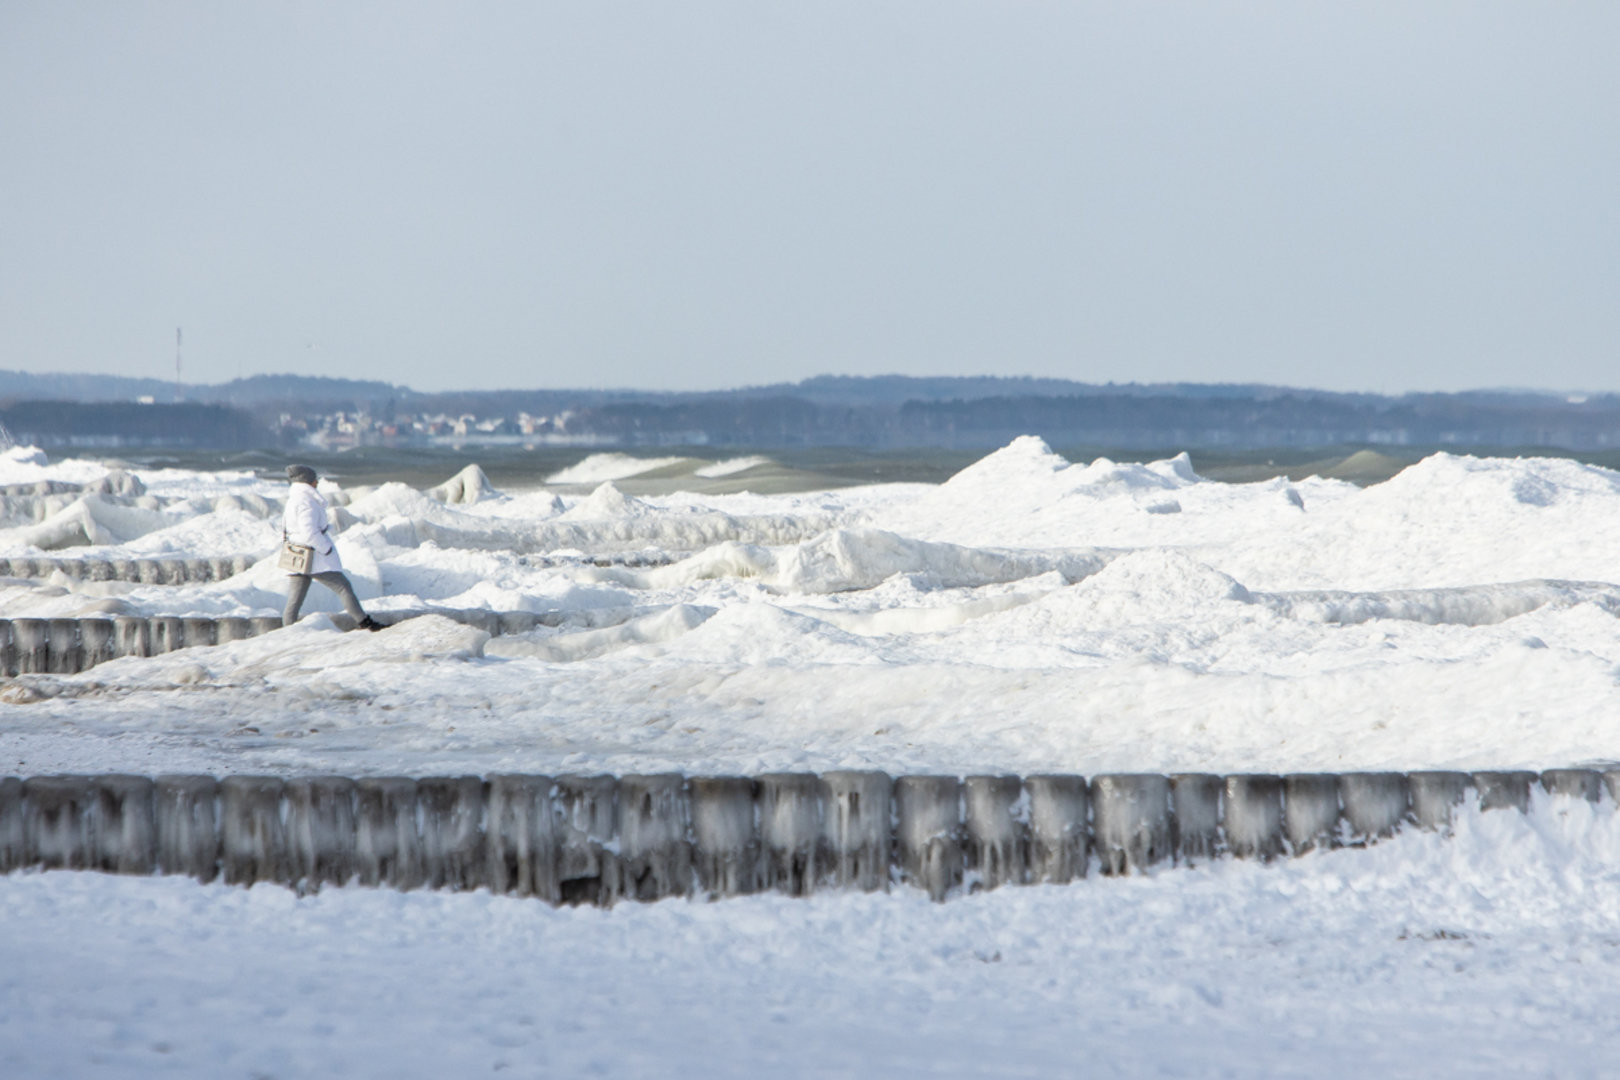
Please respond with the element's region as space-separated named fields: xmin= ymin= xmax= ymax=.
xmin=284 ymin=571 xmax=367 ymax=625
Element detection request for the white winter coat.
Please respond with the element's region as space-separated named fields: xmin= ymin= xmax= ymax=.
xmin=283 ymin=482 xmax=343 ymax=575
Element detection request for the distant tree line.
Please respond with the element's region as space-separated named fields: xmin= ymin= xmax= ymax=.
xmin=0 ymin=401 xmax=263 ymax=449
xmin=566 ymin=392 xmax=1620 ymax=450
xmin=3 ymin=371 xmax=1620 ymax=451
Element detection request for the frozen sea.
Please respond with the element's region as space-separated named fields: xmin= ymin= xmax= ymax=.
xmin=3 ymin=438 xmax=1619 ymax=1077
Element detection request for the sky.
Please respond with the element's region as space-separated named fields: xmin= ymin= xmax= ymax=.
xmin=1 ymin=2 xmax=1616 ymax=395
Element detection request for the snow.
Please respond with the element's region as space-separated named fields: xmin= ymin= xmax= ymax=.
xmin=4 ymin=798 xmax=1620 ymax=1077
xmin=4 ymin=439 xmax=1620 ymax=1075
xmin=4 ymin=439 xmax=1620 ymax=774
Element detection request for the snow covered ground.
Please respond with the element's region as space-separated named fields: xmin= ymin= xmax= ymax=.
xmin=2 ymin=437 xmax=1618 ymax=777
xmin=3 ymin=438 xmax=1620 ymax=1076
xmin=5 ymin=800 xmax=1619 ymax=1078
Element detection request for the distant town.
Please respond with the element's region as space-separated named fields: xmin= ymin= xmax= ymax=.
xmin=3 ymin=370 xmax=1620 ymax=453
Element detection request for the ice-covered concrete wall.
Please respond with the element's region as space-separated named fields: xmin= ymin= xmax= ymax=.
xmin=0 ymin=555 xmax=257 ymax=584
xmin=0 ymin=611 xmax=561 ymax=676
xmin=2 ymin=769 xmax=1615 ymax=904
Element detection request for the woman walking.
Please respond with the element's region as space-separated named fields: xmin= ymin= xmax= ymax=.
xmin=281 ymin=464 xmax=382 ymax=630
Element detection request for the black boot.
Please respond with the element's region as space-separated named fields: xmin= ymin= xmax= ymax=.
xmin=356 ymin=615 xmax=384 ymax=632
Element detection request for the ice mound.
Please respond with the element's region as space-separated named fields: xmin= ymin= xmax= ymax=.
xmin=12 ymin=495 xmax=173 ymax=550
xmin=246 ymin=614 xmax=490 ymax=673
xmin=871 ymin=437 xmax=1207 ymax=547
xmin=787 ymin=576 xmax=1065 ymax=637
xmin=951 ymin=551 xmax=1258 ymax=649
xmin=347 ymin=482 xmax=455 ymax=524
xmin=344 ymin=480 xmax=834 ymax=556
xmin=116 ymin=503 xmax=277 ymax=558
xmin=426 ymin=464 xmax=498 ymax=505
xmin=207 ymin=492 xmax=279 ymax=519
xmin=774 ymin=529 xmax=1105 ymax=594
xmin=1078 ymin=549 xmax=1254 ymax=607
xmin=486 ymin=604 xmax=711 ymax=662
xmin=494 ymin=490 xmax=567 ymax=518
xmin=79 ymin=469 xmax=146 ymax=497
xmin=560 ymin=482 xmax=654 ymax=520
xmin=546 ymin=453 xmax=689 ymax=485
xmin=0 ymin=493 xmax=80 ymax=528
xmin=1052 ymin=550 xmax=1254 ymax=626
xmin=940 ymin=436 xmax=1198 ymax=497
xmin=660 ymin=601 xmax=883 ymax=666
xmin=1256 ymin=579 xmax=1620 ymax=627
xmin=0 ymin=446 xmax=137 ymax=491
xmin=1371 ymin=452 xmax=1620 ymax=509
xmin=633 ymin=528 xmax=1110 ymax=595
xmin=1 ymin=445 xmax=49 ymax=468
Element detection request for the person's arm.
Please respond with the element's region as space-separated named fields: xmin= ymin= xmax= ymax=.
xmin=310 ymin=497 xmax=335 ymax=555
xmin=284 ymin=489 xmax=328 ymax=550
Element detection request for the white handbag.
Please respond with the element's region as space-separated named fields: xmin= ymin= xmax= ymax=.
xmin=278 ymin=524 xmax=316 ymax=573
xmin=278 ymin=541 xmax=313 ymax=573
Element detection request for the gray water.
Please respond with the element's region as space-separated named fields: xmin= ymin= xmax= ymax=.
xmin=57 ymin=442 xmax=1620 ymax=495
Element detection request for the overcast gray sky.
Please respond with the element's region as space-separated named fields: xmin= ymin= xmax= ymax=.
xmin=2 ymin=2 xmax=1616 ymax=393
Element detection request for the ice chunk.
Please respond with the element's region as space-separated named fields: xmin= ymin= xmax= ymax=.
xmin=1222 ymin=775 xmax=1283 ymax=861
xmin=962 ymin=775 xmax=1028 ymax=891
xmin=1408 ymin=772 xmax=1473 ymax=832
xmin=426 ymin=464 xmax=498 ymax=505
xmin=819 ymin=771 xmax=891 ymax=892
xmin=757 ymin=773 xmax=826 ymax=897
xmin=354 ymin=777 xmax=422 ymax=890
xmin=285 ymin=776 xmax=358 ymax=891
xmin=1283 ymin=774 xmax=1341 ymax=854
xmin=1541 ymin=769 xmax=1602 ymax=802
xmin=1170 ymin=773 xmax=1221 ymax=865
xmin=417 ymin=776 xmax=487 ymax=891
xmin=23 ymin=775 xmax=95 ymax=869
xmin=154 ymin=775 xmax=218 ymax=881
xmin=618 ymin=774 xmax=692 ymax=901
xmin=1025 ymin=774 xmax=1088 ymax=884
xmin=689 ymin=776 xmax=760 ymax=899
xmin=1473 ymin=771 xmax=1537 ymax=812
xmin=1091 ymin=774 xmax=1170 ymax=875
xmin=894 ymin=775 xmax=962 ymax=901
xmin=552 ymin=774 xmax=621 ymax=906
xmin=0 ymin=777 xmax=22 ymax=873
xmin=486 ymin=774 xmax=560 ymax=902
xmin=1338 ymin=773 xmax=1409 ymax=841
xmin=220 ymin=776 xmax=288 ymax=886
xmin=93 ymin=775 xmax=155 ymax=875
xmin=15 ymin=494 xmax=172 ymax=549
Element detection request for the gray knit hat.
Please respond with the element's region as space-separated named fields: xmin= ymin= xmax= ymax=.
xmin=286 ymin=464 xmax=318 ymax=484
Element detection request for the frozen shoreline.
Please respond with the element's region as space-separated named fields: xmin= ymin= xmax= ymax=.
xmin=5 ymin=800 xmax=1620 ymax=1078
xmin=5 ymin=438 xmax=1620 ymax=1076
xmin=3 ymin=438 xmax=1620 ymax=778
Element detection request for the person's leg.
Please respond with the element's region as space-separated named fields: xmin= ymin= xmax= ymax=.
xmin=312 ymin=571 xmax=368 ymax=621
xmin=283 ymin=574 xmax=312 ymax=625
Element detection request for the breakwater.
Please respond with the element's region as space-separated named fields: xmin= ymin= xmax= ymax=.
xmin=0 ymin=555 xmax=258 ymax=584
xmin=0 ymin=611 xmax=566 ymax=676
xmin=2 ymin=769 xmax=1613 ymax=903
